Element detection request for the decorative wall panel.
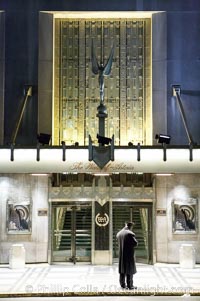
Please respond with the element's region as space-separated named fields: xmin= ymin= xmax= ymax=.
xmin=54 ymin=18 xmax=151 ymax=146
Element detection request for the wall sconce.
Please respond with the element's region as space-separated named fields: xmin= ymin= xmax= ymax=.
xmin=97 ymin=134 xmax=112 ymax=146
xmin=155 ymin=134 xmax=171 ymax=145
xmin=155 ymin=134 xmax=171 ymax=162
xmin=37 ymin=133 xmax=51 ymax=145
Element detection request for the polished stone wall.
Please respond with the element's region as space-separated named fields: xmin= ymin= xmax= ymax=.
xmin=156 ymin=174 xmax=200 ymax=263
xmin=0 ymin=173 xmax=200 ymax=264
xmin=167 ymin=10 xmax=200 ymax=145
xmin=0 ymin=174 xmax=49 ymax=263
xmin=0 ymin=1 xmax=199 ymax=145
xmin=0 ymin=11 xmax=4 ymax=145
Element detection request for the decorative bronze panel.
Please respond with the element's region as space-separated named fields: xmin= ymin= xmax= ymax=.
xmin=54 ymin=18 xmax=151 ymax=146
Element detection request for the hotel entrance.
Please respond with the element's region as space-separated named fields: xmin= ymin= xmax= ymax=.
xmin=113 ymin=202 xmax=153 ymax=264
xmin=51 ymin=202 xmax=92 ymax=263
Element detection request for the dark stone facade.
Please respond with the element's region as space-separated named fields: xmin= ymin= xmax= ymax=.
xmin=0 ymin=0 xmax=200 ymax=145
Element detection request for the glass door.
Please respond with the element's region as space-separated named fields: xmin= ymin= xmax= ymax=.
xmin=52 ymin=202 xmax=92 ymax=263
xmin=113 ymin=202 xmax=152 ymax=264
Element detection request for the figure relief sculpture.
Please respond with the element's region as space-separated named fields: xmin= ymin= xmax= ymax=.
xmin=89 ymin=39 xmax=115 ymax=169
xmin=91 ymin=40 xmax=115 ymax=104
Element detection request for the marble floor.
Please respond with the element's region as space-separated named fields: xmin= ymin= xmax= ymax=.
xmin=0 ymin=263 xmax=199 ymax=297
xmin=1 ymin=297 xmax=200 ymax=301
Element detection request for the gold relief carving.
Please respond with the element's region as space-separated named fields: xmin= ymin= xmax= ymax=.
xmin=119 ymin=21 xmax=127 ymax=145
xmin=94 ymin=176 xmax=110 ymax=206
xmin=49 ymin=185 xmax=154 ymax=200
xmin=78 ymin=21 xmax=86 ymax=144
xmin=54 ymin=18 xmax=150 ymax=146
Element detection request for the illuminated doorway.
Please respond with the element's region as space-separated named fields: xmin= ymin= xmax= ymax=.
xmin=51 ymin=202 xmax=92 ymax=263
xmin=113 ymin=201 xmax=153 ymax=264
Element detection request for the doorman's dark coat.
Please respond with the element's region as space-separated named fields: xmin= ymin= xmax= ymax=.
xmin=116 ymin=226 xmax=138 ymax=275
